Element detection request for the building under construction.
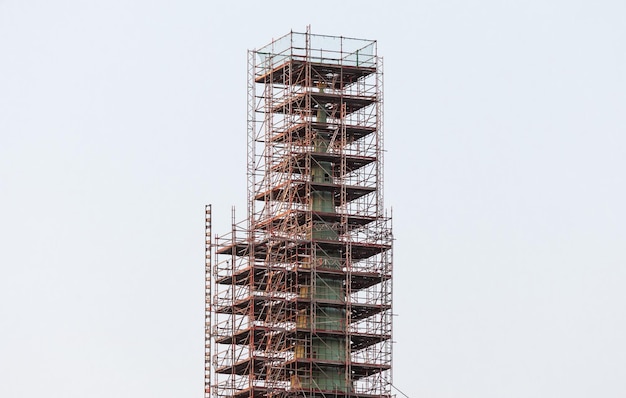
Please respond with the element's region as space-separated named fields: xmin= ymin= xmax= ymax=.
xmin=205 ymin=29 xmax=393 ymax=398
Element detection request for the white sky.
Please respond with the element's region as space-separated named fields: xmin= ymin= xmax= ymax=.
xmin=1 ymin=1 xmax=625 ymax=397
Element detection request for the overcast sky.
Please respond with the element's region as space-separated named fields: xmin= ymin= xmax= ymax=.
xmin=1 ymin=1 xmax=625 ymax=397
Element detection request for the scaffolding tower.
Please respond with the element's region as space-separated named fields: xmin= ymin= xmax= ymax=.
xmin=206 ymin=29 xmax=393 ymax=398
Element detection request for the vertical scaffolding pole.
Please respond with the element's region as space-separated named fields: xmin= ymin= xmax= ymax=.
xmin=205 ymin=205 xmax=213 ymax=398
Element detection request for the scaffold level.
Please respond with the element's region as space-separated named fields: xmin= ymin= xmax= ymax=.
xmin=206 ymin=28 xmax=392 ymax=398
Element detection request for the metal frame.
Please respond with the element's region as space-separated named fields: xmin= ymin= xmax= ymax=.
xmin=207 ymin=29 xmax=392 ymax=398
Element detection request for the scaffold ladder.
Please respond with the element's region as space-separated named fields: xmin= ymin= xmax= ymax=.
xmin=204 ymin=204 xmax=212 ymax=398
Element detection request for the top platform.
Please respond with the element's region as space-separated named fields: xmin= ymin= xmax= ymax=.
xmin=255 ymin=60 xmax=376 ymax=89
xmin=252 ymin=31 xmax=378 ymax=84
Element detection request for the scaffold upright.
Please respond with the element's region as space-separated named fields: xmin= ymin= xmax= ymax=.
xmin=206 ymin=29 xmax=393 ymax=398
